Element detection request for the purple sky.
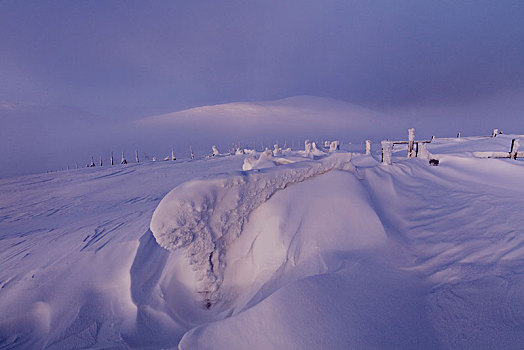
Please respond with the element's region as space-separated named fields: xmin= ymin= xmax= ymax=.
xmin=1 ymin=1 xmax=524 ymax=177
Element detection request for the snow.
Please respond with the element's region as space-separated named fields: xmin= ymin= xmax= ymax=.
xmin=1 ymin=133 xmax=524 ymax=348
xmin=150 ymin=153 xmax=353 ymax=307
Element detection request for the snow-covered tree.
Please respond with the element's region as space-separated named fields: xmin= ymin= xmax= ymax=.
xmin=273 ymin=144 xmax=282 ymax=156
xmin=329 ymin=141 xmax=339 ymax=152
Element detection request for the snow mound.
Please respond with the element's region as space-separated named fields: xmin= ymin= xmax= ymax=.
xmin=150 ymin=153 xmax=354 ymax=306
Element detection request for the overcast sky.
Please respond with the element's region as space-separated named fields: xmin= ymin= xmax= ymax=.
xmin=1 ymin=1 xmax=524 ymax=177
xmin=2 ymin=0 xmax=524 ymax=113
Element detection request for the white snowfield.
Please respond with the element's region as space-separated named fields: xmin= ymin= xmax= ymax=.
xmin=1 ymin=134 xmax=524 ymax=349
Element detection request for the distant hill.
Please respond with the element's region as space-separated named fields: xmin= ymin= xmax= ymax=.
xmin=136 ymin=96 xmax=405 ymax=143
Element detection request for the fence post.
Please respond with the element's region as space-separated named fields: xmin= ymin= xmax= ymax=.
xmin=121 ymin=152 xmax=127 ymax=164
xmin=110 ymin=152 xmax=114 ymax=166
xmin=381 ymin=140 xmax=393 ymax=165
xmin=365 ymin=140 xmax=371 ymax=155
xmin=492 ymin=129 xmax=499 ymax=137
xmin=408 ymin=128 xmax=415 ymax=158
xmin=510 ymin=139 xmax=520 ymax=160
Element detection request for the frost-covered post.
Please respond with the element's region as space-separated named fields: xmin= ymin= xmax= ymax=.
xmin=212 ymin=145 xmax=219 ymax=157
xmin=171 ymin=148 xmax=176 ymax=161
xmin=99 ymin=155 xmax=103 ymax=167
xmin=381 ymin=140 xmax=393 ymax=165
xmin=190 ymin=146 xmax=195 ymax=159
xmin=329 ymin=141 xmax=339 ymax=152
xmin=457 ymin=132 xmax=461 ymax=138
xmin=418 ymin=143 xmax=430 ymax=160
xmin=121 ymin=152 xmax=127 ymax=164
xmin=365 ymin=140 xmax=371 ymax=155
xmin=510 ymin=139 xmax=520 ymax=160
xmin=89 ymin=156 xmax=96 ymax=167
xmin=110 ymin=152 xmax=114 ymax=166
xmin=135 ymin=150 xmax=140 ymax=163
xmin=408 ymin=128 xmax=415 ymax=158
xmin=492 ymin=128 xmax=499 ymax=137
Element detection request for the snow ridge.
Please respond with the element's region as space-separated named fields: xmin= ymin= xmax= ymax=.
xmin=150 ymin=153 xmax=354 ymax=307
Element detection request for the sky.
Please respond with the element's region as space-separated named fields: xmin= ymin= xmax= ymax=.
xmin=1 ymin=0 xmax=524 ymax=177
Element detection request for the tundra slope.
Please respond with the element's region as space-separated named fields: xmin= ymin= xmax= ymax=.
xmin=0 ymin=135 xmax=523 ymax=349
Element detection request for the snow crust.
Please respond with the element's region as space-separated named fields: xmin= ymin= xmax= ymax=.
xmin=150 ymin=153 xmax=353 ymax=306
xmin=2 ymin=134 xmax=524 ymax=349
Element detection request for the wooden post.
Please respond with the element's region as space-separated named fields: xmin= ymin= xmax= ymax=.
xmin=99 ymin=155 xmax=103 ymax=167
xmin=135 ymin=150 xmax=139 ymax=163
xmin=365 ymin=140 xmax=371 ymax=155
xmin=190 ymin=146 xmax=195 ymax=159
xmin=171 ymin=148 xmax=176 ymax=161
xmin=121 ymin=152 xmax=127 ymax=165
xmin=381 ymin=140 xmax=393 ymax=165
xmin=110 ymin=152 xmax=114 ymax=166
xmin=510 ymin=139 xmax=520 ymax=160
xmin=408 ymin=128 xmax=415 ymax=158
xmin=89 ymin=156 xmax=95 ymax=167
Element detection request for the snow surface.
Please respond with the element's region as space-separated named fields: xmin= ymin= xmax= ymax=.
xmin=150 ymin=153 xmax=353 ymax=308
xmin=1 ymin=134 xmax=524 ymax=349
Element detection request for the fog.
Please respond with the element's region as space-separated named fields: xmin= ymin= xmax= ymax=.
xmin=1 ymin=1 xmax=523 ymax=177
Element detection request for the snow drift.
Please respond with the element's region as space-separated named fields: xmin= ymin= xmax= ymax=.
xmin=2 ymin=134 xmax=524 ymax=349
xmin=150 ymin=153 xmax=354 ymax=307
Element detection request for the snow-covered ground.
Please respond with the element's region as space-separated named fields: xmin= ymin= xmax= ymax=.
xmin=1 ymin=134 xmax=524 ymax=349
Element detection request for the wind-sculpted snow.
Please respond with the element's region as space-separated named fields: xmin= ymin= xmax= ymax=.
xmin=150 ymin=153 xmax=354 ymax=306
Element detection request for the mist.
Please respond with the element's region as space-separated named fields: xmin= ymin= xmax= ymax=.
xmin=1 ymin=1 xmax=523 ymax=177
